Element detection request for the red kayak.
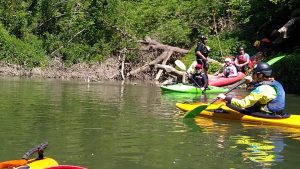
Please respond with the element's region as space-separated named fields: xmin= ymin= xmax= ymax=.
xmin=46 ymin=165 xmax=87 ymax=169
xmin=208 ymin=72 xmax=245 ymax=87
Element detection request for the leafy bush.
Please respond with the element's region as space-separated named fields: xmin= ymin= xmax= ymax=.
xmin=0 ymin=24 xmax=47 ymax=67
xmin=208 ymin=33 xmax=251 ymax=62
xmin=150 ymin=19 xmax=191 ymax=46
xmin=272 ymin=52 xmax=300 ymax=93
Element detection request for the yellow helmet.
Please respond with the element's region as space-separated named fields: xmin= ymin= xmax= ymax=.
xmin=253 ymin=40 xmax=260 ymax=47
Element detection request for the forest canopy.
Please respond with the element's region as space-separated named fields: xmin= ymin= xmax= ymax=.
xmin=0 ymin=0 xmax=299 ymax=67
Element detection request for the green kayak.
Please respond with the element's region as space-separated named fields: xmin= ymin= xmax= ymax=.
xmin=160 ymin=83 xmax=228 ymax=94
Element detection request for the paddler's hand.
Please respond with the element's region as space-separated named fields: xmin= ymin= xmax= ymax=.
xmin=245 ymin=75 xmax=253 ymax=83
xmin=217 ymin=94 xmax=226 ymax=100
xmin=201 ymin=87 xmax=205 ymax=91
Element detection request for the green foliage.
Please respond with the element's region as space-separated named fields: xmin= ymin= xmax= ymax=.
xmin=208 ymin=33 xmax=250 ymax=62
xmin=0 ymin=0 xmax=299 ymax=70
xmin=0 ymin=24 xmax=47 ymax=67
xmin=209 ymin=62 xmax=223 ymax=74
xmin=272 ymin=52 xmax=300 ymax=93
xmin=150 ymin=19 xmax=191 ymax=46
xmin=227 ymin=0 xmax=252 ymax=24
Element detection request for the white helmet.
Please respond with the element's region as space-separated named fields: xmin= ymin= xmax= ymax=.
xmin=225 ymin=58 xmax=232 ymax=62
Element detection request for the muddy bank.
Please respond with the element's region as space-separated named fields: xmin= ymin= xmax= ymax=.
xmin=0 ymin=57 xmax=153 ymax=82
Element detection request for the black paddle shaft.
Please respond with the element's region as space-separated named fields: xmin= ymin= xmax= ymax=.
xmin=22 ymin=142 xmax=48 ymax=160
xmin=210 ymin=79 xmax=246 ymax=104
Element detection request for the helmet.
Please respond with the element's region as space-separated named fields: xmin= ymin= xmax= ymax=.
xmin=195 ymin=64 xmax=203 ymax=69
xmin=253 ymin=40 xmax=260 ymax=47
xmin=239 ymin=47 xmax=244 ymax=51
xmin=225 ymin=58 xmax=231 ymax=62
xmin=253 ymin=62 xmax=272 ymax=76
xmin=200 ymin=35 xmax=208 ymax=41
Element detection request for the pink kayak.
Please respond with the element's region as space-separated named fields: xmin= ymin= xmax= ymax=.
xmin=45 ymin=165 xmax=87 ymax=169
xmin=209 ymin=72 xmax=246 ymax=87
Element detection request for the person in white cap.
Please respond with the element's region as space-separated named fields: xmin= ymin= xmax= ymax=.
xmin=215 ymin=58 xmax=238 ymax=77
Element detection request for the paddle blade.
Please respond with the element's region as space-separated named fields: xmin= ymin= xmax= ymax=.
xmin=175 ymin=60 xmax=187 ymax=71
xmin=183 ymin=104 xmax=208 ymax=118
xmin=266 ymin=55 xmax=285 ymax=65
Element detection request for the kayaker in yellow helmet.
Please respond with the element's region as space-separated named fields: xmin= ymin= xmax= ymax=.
xmin=217 ymin=62 xmax=287 ymax=117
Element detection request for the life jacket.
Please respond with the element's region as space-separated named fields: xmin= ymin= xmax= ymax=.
xmin=237 ymin=54 xmax=247 ymax=64
xmin=192 ymin=72 xmax=208 ymax=88
xmin=223 ymin=65 xmax=234 ymax=77
xmin=195 ymin=43 xmax=209 ymax=58
xmin=194 ymin=71 xmax=204 ymax=79
xmin=254 ymin=80 xmax=285 ymax=113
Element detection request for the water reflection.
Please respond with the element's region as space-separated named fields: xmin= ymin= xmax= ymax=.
xmin=161 ymin=92 xmax=218 ymax=104
xmin=182 ymin=117 xmax=300 ymax=168
xmin=232 ymin=134 xmax=285 ymax=168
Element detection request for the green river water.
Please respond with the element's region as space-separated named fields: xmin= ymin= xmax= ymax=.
xmin=1 ymin=77 xmax=300 ymax=169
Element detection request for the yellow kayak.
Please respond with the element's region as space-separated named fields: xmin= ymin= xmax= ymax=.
xmin=176 ymin=101 xmax=300 ymax=128
xmin=0 ymin=142 xmax=87 ymax=169
xmin=17 ymin=157 xmax=59 ymax=169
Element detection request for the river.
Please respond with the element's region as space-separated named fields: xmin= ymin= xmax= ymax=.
xmin=1 ymin=78 xmax=300 ymax=169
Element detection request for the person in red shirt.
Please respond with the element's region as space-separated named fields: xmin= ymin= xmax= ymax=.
xmin=234 ymin=47 xmax=250 ymax=73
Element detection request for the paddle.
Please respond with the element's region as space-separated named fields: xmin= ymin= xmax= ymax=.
xmin=183 ymin=79 xmax=245 ymax=118
xmin=0 ymin=142 xmax=48 ymax=169
xmin=183 ymin=55 xmax=286 ymax=118
xmin=175 ymin=60 xmax=204 ymax=91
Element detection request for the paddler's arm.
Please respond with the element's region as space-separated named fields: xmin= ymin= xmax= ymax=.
xmin=196 ymin=51 xmax=207 ymax=61
xmin=217 ymin=90 xmax=263 ymax=109
xmin=224 ymin=92 xmax=263 ymax=108
xmin=241 ymin=53 xmax=250 ymax=66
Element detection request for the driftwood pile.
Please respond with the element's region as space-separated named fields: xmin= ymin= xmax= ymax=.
xmin=124 ymin=37 xmax=188 ymax=83
xmin=121 ymin=37 xmax=220 ymax=84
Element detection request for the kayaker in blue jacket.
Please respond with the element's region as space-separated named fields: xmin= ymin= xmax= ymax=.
xmin=217 ymin=62 xmax=287 ymax=117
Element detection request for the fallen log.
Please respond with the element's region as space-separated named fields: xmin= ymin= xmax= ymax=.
xmin=127 ymin=38 xmax=189 ymax=77
xmin=155 ymin=50 xmax=173 ymax=80
xmin=127 ymin=37 xmax=221 ymax=81
xmin=155 ymin=64 xmax=186 ymax=83
xmin=138 ymin=37 xmax=189 ymax=54
xmin=155 ymin=64 xmax=185 ymax=75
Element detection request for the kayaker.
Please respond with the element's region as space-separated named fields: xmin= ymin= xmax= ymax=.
xmin=187 ymin=61 xmax=208 ymax=90
xmin=249 ymin=51 xmax=263 ymax=69
xmin=234 ymin=47 xmax=250 ymax=73
xmin=195 ymin=35 xmax=210 ymax=76
xmin=217 ymin=62 xmax=286 ymax=117
xmin=216 ymin=57 xmax=238 ymax=77
xmin=253 ymin=38 xmax=274 ymax=59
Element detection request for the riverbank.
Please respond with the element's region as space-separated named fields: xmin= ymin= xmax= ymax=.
xmin=0 ymin=57 xmax=126 ymax=82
